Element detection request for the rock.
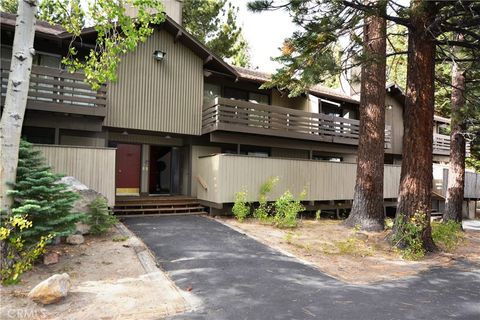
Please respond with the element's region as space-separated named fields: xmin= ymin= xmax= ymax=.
xmin=355 ymin=232 xmax=369 ymax=241
xmin=59 ymin=177 xmax=108 ymax=235
xmin=43 ymin=252 xmax=59 ymax=265
xmin=28 ymin=273 xmax=71 ymax=304
xmin=75 ymin=222 xmax=91 ymax=235
xmin=66 ymin=234 xmax=84 ymax=245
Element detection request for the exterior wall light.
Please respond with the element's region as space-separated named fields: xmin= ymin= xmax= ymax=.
xmin=153 ymin=50 xmax=166 ymax=61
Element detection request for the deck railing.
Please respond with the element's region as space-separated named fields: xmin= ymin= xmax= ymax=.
xmin=1 ymin=60 xmax=106 ymax=116
xmin=433 ymin=133 xmax=471 ymax=155
xmin=203 ymin=97 xmax=392 ymax=146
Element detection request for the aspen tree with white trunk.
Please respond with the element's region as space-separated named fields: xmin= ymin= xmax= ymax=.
xmin=0 ymin=0 xmax=38 ymax=214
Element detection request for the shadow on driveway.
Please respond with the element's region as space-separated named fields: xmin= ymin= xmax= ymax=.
xmin=123 ymin=215 xmax=480 ymax=320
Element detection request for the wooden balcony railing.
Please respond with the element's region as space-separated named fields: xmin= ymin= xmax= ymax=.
xmin=433 ymin=133 xmax=471 ymax=156
xmin=203 ymin=97 xmax=392 ymax=147
xmin=1 ymin=60 xmax=106 ymax=116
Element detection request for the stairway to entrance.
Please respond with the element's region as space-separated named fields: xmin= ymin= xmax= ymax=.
xmin=113 ymin=196 xmax=207 ymax=216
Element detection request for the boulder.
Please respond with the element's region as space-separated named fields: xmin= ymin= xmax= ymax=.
xmin=74 ymin=222 xmax=91 ymax=235
xmin=43 ymin=252 xmax=59 ymax=265
xmin=66 ymin=234 xmax=85 ymax=245
xmin=59 ymin=176 xmax=108 ymax=234
xmin=28 ymin=273 xmax=71 ymax=304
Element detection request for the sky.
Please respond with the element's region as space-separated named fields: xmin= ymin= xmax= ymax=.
xmin=230 ymin=0 xmax=297 ymax=73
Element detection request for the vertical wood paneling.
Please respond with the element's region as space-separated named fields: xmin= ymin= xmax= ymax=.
xmin=34 ymin=145 xmax=116 ymax=206
xmin=106 ymin=29 xmax=203 ymax=135
xmin=196 ymin=154 xmax=402 ymax=203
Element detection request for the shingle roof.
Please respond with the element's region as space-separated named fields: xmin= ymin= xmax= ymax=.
xmin=232 ymin=66 xmax=360 ymax=104
xmin=1 ymin=12 xmax=67 ymax=36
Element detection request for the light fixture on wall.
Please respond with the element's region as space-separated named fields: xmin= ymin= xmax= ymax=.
xmin=153 ymin=50 xmax=166 ymax=61
xmin=121 ymin=130 xmax=128 ymax=136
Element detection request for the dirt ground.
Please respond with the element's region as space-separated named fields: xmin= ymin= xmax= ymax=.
xmin=219 ymin=217 xmax=480 ymax=284
xmin=0 ymin=225 xmax=191 ymax=320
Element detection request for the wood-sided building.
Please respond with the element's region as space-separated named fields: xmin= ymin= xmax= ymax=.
xmin=1 ymin=5 xmax=478 ymax=215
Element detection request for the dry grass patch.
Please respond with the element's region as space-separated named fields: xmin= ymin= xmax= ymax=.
xmin=220 ymin=217 xmax=480 ymax=284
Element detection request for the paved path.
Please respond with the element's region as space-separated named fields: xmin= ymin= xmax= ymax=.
xmin=123 ymin=216 xmax=480 ymax=320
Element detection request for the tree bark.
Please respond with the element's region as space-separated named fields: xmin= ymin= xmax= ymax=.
xmin=444 ymin=37 xmax=466 ymax=223
xmin=393 ymin=0 xmax=437 ymax=251
xmin=0 ymin=0 xmax=37 ymax=214
xmin=345 ymin=1 xmax=386 ymax=231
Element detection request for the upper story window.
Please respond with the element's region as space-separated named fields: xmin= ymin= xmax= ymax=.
xmin=319 ymin=99 xmax=358 ymax=120
xmin=204 ymin=83 xmax=221 ymax=105
xmin=1 ymin=46 xmax=61 ymax=68
xmin=203 ymin=82 xmax=270 ymax=106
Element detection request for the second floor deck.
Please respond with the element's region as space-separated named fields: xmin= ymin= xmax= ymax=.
xmin=203 ymin=97 xmax=392 ymax=147
xmin=1 ymin=60 xmax=106 ymax=117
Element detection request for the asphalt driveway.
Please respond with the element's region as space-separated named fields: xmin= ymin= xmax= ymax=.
xmin=123 ymin=216 xmax=480 ymax=320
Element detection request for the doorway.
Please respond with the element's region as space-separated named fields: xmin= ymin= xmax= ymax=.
xmin=115 ymin=143 xmax=141 ymax=195
xmin=149 ymin=146 xmax=181 ymax=195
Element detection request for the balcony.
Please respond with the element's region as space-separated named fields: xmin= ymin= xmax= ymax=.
xmin=1 ymin=60 xmax=106 ymax=117
xmin=433 ymin=133 xmax=470 ymax=156
xmin=203 ymin=97 xmax=392 ymax=147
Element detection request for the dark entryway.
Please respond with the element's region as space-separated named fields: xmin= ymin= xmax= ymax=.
xmin=149 ymin=146 xmax=181 ymax=195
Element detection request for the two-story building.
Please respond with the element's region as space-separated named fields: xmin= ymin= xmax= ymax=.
xmin=1 ymin=4 xmax=478 ymax=217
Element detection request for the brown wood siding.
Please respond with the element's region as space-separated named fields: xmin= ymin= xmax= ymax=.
xmin=105 ymin=29 xmax=203 ymax=135
xmin=34 ymin=144 xmax=116 ymax=206
xmin=196 ymin=154 xmax=401 ymax=204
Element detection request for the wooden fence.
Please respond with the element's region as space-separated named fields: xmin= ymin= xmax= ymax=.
xmin=34 ymin=144 xmax=116 ymax=206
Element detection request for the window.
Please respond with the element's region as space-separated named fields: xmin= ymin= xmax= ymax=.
xmin=249 ymin=92 xmax=269 ymax=105
xmin=224 ymin=87 xmax=249 ymax=101
xmin=203 ymin=83 xmax=221 ymax=105
xmin=313 ymin=155 xmax=342 ymax=162
xmin=21 ymin=126 xmax=55 ymax=144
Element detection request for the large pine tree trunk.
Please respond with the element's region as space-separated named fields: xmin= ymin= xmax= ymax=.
xmin=393 ymin=0 xmax=437 ymax=251
xmin=444 ymin=41 xmax=466 ymax=223
xmin=345 ymin=1 xmax=386 ymax=231
xmin=0 ymin=0 xmax=37 ymax=214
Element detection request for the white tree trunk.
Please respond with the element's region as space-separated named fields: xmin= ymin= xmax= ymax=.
xmin=0 ymin=0 xmax=38 ymax=214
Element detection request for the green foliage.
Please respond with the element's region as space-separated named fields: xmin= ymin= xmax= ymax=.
xmin=466 ymin=156 xmax=480 ymax=172
xmin=232 ymin=190 xmax=250 ymax=222
xmin=1 ymin=0 xmax=165 ymax=91
xmin=38 ymin=0 xmax=85 ymax=26
xmin=112 ymin=235 xmax=129 ymax=242
xmin=273 ymin=190 xmax=306 ymax=228
xmin=253 ymin=176 xmax=279 ymax=222
xmin=315 ymin=210 xmax=321 ymax=221
xmin=432 ymin=221 xmax=464 ymax=252
xmin=0 ymin=0 xmax=17 ymax=13
xmin=393 ymin=211 xmax=428 ymax=260
xmin=0 ymin=215 xmax=52 ymax=284
xmin=60 ymin=0 xmax=165 ymax=90
xmin=84 ymin=197 xmax=117 ymax=235
xmin=183 ymin=0 xmax=250 ymax=67
xmin=8 ymin=140 xmax=83 ymax=244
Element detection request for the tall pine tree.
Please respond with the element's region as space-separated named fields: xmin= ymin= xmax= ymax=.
xmin=8 ymin=140 xmax=82 ymax=244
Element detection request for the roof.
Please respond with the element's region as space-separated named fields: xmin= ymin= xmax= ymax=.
xmin=1 ymin=11 xmax=66 ymax=37
xmin=0 ymin=12 xmax=238 ymax=77
xmin=232 ymin=66 xmax=360 ymax=104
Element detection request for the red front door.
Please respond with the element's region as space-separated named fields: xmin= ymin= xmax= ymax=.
xmin=115 ymin=144 xmax=141 ymax=195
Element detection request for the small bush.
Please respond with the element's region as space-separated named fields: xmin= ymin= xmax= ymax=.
xmin=393 ymin=211 xmax=427 ymax=260
xmin=85 ymin=197 xmax=118 ymax=235
xmin=253 ymin=176 xmax=279 ymax=222
xmin=432 ymin=221 xmax=464 ymax=252
xmin=273 ymin=190 xmax=306 ymax=228
xmin=0 ymin=215 xmax=52 ymax=284
xmin=232 ymin=190 xmax=250 ymax=222
xmin=9 ymin=140 xmax=82 ymax=244
xmin=315 ymin=210 xmax=321 ymax=221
